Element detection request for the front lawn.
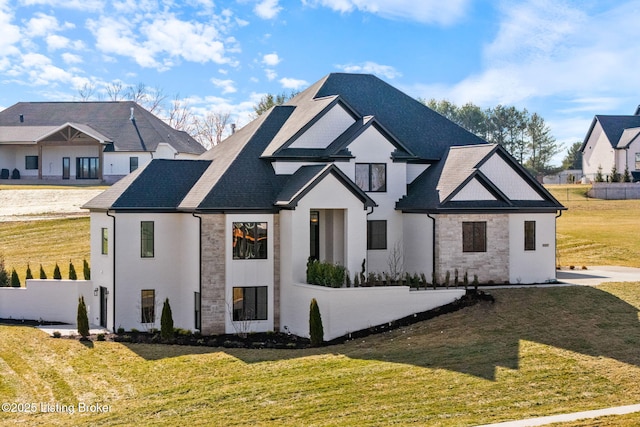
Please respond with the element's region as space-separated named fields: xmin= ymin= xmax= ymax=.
xmin=1 ymin=283 xmax=640 ymax=426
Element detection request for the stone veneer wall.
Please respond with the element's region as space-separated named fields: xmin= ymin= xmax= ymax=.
xmin=200 ymin=214 xmax=226 ymax=335
xmin=436 ymin=213 xmax=509 ymax=284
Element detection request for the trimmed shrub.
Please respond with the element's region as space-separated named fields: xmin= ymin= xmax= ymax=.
xmin=25 ymin=263 xmax=33 ymax=280
xmin=83 ymin=259 xmax=91 ymax=280
xmin=68 ymin=261 xmax=77 ymax=280
xmin=306 ymin=260 xmax=346 ymax=288
xmin=77 ymin=296 xmax=90 ymax=338
xmin=160 ymin=298 xmax=174 ymax=340
xmin=309 ymin=298 xmax=324 ymax=347
xmin=10 ymin=269 xmax=20 ymax=287
xmin=39 ymin=264 xmax=47 ymax=279
xmin=53 ymin=263 xmax=62 ymax=280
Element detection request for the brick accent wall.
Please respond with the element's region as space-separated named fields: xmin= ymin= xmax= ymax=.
xmin=200 ymin=214 xmax=226 ymax=335
xmin=436 ymin=213 xmax=509 ymax=284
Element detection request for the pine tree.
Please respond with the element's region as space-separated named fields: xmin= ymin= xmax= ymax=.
xmin=83 ymin=259 xmax=91 ymax=280
xmin=595 ymin=165 xmax=604 ymax=182
xmin=25 ymin=263 xmax=33 ymax=280
xmin=610 ymin=165 xmax=620 ymax=183
xmin=39 ymin=264 xmax=47 ymax=279
xmin=77 ymin=296 xmax=90 ymax=339
xmin=53 ymin=263 xmax=62 ymax=280
xmin=68 ymin=261 xmax=77 ymax=280
xmin=160 ymin=298 xmax=174 ymax=340
xmin=309 ymin=298 xmax=324 ymax=347
xmin=623 ymin=166 xmax=632 ymax=182
xmin=10 ymin=269 xmax=20 ymax=287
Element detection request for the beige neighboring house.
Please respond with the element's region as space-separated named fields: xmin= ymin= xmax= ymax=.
xmin=80 ymin=73 xmax=565 ymax=340
xmin=581 ymin=106 xmax=640 ymax=182
xmin=0 ymin=101 xmax=205 ymax=183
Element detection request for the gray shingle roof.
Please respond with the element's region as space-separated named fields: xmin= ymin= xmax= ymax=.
xmin=0 ymin=101 xmax=205 ymax=154
xmin=581 ymin=115 xmax=640 ymax=151
xmin=397 ymin=144 xmax=565 ymax=213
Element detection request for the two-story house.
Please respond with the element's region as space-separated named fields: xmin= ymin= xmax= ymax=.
xmin=84 ymin=73 xmax=564 ymax=340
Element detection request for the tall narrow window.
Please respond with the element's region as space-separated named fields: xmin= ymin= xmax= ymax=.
xmin=101 ymin=228 xmax=108 ymax=255
xmin=355 ymin=163 xmax=386 ymax=192
xmin=130 ymin=156 xmax=139 ymax=172
xmin=232 ymin=287 xmax=268 ymax=321
xmin=141 ymin=221 xmax=154 ymax=258
xmin=524 ymin=221 xmax=536 ymax=251
xmin=367 ymin=220 xmax=387 ymax=250
xmin=194 ymin=292 xmax=201 ymax=330
xmin=635 ymin=153 xmax=640 ymax=170
xmin=233 ymin=222 xmax=267 ymax=259
xmin=141 ymin=290 xmax=155 ymax=323
xmin=462 ymin=221 xmax=487 ymax=252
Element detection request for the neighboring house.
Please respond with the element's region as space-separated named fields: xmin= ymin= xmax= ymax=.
xmin=0 ymin=102 xmax=205 ymax=183
xmin=581 ymin=106 xmax=640 ymax=182
xmin=83 ymin=73 xmax=565 ymax=339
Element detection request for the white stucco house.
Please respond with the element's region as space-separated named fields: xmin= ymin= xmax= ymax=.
xmin=581 ymin=106 xmax=640 ymax=182
xmin=82 ymin=73 xmax=565 ymax=340
xmin=0 ymin=101 xmax=205 ymax=183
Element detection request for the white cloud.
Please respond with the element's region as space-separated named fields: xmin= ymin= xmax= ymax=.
xmin=254 ymin=0 xmax=282 ymax=19
xmin=46 ymin=34 xmax=70 ymax=50
xmin=19 ymin=0 xmax=104 ymax=12
xmin=336 ymin=62 xmax=401 ymax=79
xmin=0 ymin=3 xmax=21 ymax=57
xmin=61 ymin=52 xmax=83 ymax=64
xmin=280 ymin=77 xmax=308 ymax=89
xmin=302 ymin=0 xmax=470 ymax=24
xmin=262 ymin=52 xmax=280 ymax=66
xmin=25 ymin=13 xmax=59 ymax=37
xmin=211 ymin=78 xmax=237 ymax=94
xmin=265 ymin=69 xmax=277 ymax=81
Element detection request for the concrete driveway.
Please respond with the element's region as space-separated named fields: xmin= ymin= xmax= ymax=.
xmin=557 ymin=265 xmax=640 ymax=286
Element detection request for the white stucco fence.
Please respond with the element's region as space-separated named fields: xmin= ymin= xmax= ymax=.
xmin=0 ymin=280 xmax=93 ymax=325
xmin=281 ymin=283 xmax=465 ymax=341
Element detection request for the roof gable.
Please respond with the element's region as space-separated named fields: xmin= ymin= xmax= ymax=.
xmin=275 ymin=164 xmax=376 ymax=208
xmin=583 ymin=115 xmax=640 ymax=150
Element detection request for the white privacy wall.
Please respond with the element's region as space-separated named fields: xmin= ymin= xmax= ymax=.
xmin=281 ymin=284 xmax=465 ymax=340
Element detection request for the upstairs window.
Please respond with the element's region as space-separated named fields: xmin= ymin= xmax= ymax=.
xmin=355 ymin=163 xmax=386 ymax=192
xmin=524 ymin=221 xmax=536 ymax=251
xmin=141 ymin=221 xmax=154 ymax=258
xmin=130 ymin=156 xmax=139 ymax=172
xmin=233 ymin=222 xmax=267 ymax=259
xmin=635 ymin=153 xmax=640 ymax=170
xmin=462 ymin=221 xmax=486 ymax=252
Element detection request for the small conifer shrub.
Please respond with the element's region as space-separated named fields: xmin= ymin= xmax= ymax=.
xmin=39 ymin=264 xmax=47 ymax=279
xmin=77 ymin=296 xmax=90 ymax=339
xmin=309 ymin=298 xmax=324 ymax=347
xmin=83 ymin=259 xmax=91 ymax=280
xmin=68 ymin=261 xmax=77 ymax=280
xmin=25 ymin=263 xmax=33 ymax=280
xmin=10 ymin=268 xmax=20 ymax=287
xmin=160 ymin=298 xmax=174 ymax=340
xmin=53 ymin=263 xmax=62 ymax=280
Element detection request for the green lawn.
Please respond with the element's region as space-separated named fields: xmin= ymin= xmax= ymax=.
xmin=0 ymin=218 xmax=90 ymax=283
xmin=1 ymin=283 xmax=640 ymax=426
xmin=548 ymin=184 xmax=640 ymax=268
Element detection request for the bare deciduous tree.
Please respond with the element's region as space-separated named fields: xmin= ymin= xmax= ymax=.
xmin=193 ymin=111 xmax=231 ymax=149
xmin=78 ymin=82 xmax=96 ymax=101
xmin=106 ymin=81 xmax=125 ymax=101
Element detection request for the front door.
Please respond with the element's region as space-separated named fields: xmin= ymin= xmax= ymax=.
xmin=62 ymin=157 xmax=70 ymax=180
xmin=99 ymin=287 xmax=108 ymax=328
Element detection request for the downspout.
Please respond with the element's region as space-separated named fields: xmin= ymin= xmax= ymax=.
xmin=555 ymin=210 xmax=562 ymax=271
xmin=192 ymin=212 xmax=202 ymax=331
xmin=366 ymin=206 xmax=375 ymax=276
xmin=106 ymin=210 xmax=116 ymax=332
xmin=427 ymin=213 xmax=436 ymax=282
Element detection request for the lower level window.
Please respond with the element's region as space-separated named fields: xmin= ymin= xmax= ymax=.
xmin=141 ymin=289 xmax=155 ymax=323
xmin=524 ymin=221 xmax=536 ymax=251
xmin=462 ymin=221 xmax=486 ymax=252
xmin=25 ymin=155 xmax=38 ymax=170
xmin=76 ymin=157 xmax=99 ymax=179
xmin=367 ymin=220 xmax=387 ymax=250
xmin=233 ymin=286 xmax=267 ymax=321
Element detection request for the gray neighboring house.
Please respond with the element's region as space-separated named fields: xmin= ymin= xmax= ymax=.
xmin=0 ymin=101 xmax=205 ymax=183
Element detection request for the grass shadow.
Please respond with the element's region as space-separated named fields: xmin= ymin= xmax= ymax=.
xmin=118 ymin=286 xmax=640 ymax=381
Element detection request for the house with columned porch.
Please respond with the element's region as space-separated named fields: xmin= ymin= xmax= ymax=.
xmin=0 ymin=101 xmax=205 ymax=183
xmin=83 ymin=73 xmax=565 ymax=340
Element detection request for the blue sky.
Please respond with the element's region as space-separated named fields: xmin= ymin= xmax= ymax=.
xmin=1 ymin=0 xmax=639 ymax=164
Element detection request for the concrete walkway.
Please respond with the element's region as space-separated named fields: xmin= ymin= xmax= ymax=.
xmin=37 ymin=324 xmax=110 ymax=337
xmin=476 ymin=403 xmax=640 ymax=426
xmin=556 ymin=265 xmax=640 ymax=286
